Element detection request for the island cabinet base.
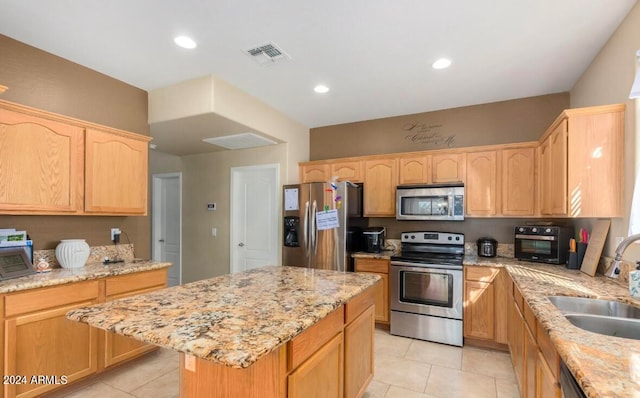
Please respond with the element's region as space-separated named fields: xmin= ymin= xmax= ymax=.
xmin=179 ymin=285 xmax=376 ymax=398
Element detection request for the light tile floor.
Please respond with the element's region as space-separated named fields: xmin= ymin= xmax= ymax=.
xmin=45 ymin=329 xmax=520 ymax=398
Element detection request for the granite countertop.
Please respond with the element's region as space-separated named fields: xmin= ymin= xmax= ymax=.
xmin=67 ymin=265 xmax=380 ymax=369
xmin=352 ymin=250 xmax=397 ymax=260
xmin=0 ymin=260 xmax=172 ymax=294
xmin=465 ymin=256 xmax=640 ymax=398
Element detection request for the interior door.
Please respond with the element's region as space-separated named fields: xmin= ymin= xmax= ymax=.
xmin=231 ymin=164 xmax=279 ymax=273
xmin=152 ymin=173 xmax=182 ymax=286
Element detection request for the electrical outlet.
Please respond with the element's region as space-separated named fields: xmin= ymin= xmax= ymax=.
xmin=111 ymin=228 xmax=121 ymax=242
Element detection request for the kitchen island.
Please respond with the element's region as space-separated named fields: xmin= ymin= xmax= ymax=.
xmin=67 ymin=265 xmax=381 ymax=398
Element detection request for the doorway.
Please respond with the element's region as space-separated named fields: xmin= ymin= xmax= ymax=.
xmin=230 ymin=164 xmax=279 ymax=273
xmin=152 ymin=173 xmax=182 ymax=286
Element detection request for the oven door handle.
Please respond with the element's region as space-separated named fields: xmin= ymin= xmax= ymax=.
xmin=515 ymin=234 xmax=556 ymax=241
xmin=390 ymin=260 xmax=463 ymax=271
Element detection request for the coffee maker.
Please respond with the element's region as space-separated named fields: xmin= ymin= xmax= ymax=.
xmin=363 ymin=227 xmax=385 ymax=253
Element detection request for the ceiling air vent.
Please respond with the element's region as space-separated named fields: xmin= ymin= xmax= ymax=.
xmin=202 ymin=133 xmax=277 ymax=150
xmin=244 ymin=42 xmax=291 ymax=66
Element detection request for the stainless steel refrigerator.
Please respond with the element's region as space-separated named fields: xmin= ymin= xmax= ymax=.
xmin=282 ymin=181 xmax=367 ymax=271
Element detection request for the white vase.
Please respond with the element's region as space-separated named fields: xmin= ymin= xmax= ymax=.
xmin=55 ymin=239 xmax=91 ymax=268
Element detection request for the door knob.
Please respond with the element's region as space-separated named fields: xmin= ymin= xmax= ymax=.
xmin=158 ymin=239 xmax=165 ymax=242
xmin=238 ymin=242 xmax=245 ymax=247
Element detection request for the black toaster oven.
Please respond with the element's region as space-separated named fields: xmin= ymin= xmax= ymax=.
xmin=514 ymin=225 xmax=572 ymax=264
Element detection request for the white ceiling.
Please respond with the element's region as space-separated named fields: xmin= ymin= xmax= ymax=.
xmin=0 ymin=0 xmax=636 ymax=132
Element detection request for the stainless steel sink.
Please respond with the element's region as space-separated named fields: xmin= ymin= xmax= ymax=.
xmin=548 ymin=296 xmax=640 ymax=319
xmin=565 ymin=314 xmax=640 ymax=340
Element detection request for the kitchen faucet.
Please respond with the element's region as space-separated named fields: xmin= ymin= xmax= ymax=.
xmin=605 ymin=233 xmax=640 ymax=278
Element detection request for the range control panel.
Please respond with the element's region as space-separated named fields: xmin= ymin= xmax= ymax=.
xmin=400 ymin=231 xmax=464 ymax=245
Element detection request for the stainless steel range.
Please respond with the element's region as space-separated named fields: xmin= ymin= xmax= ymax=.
xmin=390 ymin=231 xmax=464 ymax=346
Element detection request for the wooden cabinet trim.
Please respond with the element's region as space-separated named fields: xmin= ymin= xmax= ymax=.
xmin=344 ymin=305 xmax=374 ymax=398
xmin=465 ymin=266 xmax=499 ymax=282
xmin=345 ymin=285 xmax=376 ymax=324
xmin=354 ymin=258 xmax=389 ymax=274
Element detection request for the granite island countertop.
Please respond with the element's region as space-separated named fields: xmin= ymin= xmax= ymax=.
xmin=465 ymin=256 xmax=640 ymax=398
xmin=0 ymin=260 xmax=172 ymax=294
xmin=67 ymin=265 xmax=381 ymax=369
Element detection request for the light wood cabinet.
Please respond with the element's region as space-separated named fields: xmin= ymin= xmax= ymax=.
xmin=85 ymin=128 xmax=149 ymax=215
xmin=398 ymin=155 xmax=430 ymax=184
xmin=300 ymin=163 xmax=329 ymax=183
xmin=463 ymin=266 xmax=508 ymax=346
xmin=363 ymin=158 xmax=397 ymax=217
xmin=344 ymin=305 xmax=374 ymax=398
xmin=538 ymin=104 xmax=624 ymax=217
xmin=0 ymin=100 xmax=151 ymax=216
xmin=331 ymin=161 xmax=363 ymax=182
xmin=103 ymin=270 xmax=167 ymax=368
xmin=0 ymin=106 xmax=84 ymax=214
xmin=288 ymin=332 xmax=344 ymax=398
xmin=3 ymin=281 xmax=100 ymax=398
xmin=432 ymin=153 xmax=465 ymax=183
xmin=508 ymin=282 xmax=525 ymax=392
xmin=502 ymin=147 xmax=536 ymax=216
xmin=354 ymin=258 xmax=389 ymax=324
xmin=465 ymin=150 xmax=498 ymax=216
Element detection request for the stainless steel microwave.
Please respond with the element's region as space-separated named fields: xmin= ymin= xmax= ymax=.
xmin=396 ymin=183 xmax=465 ymax=221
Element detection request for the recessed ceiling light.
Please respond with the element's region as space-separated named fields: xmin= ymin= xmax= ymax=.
xmin=432 ymin=58 xmax=452 ymax=69
xmin=174 ymin=36 xmax=197 ymax=49
xmin=314 ymin=85 xmax=330 ymax=94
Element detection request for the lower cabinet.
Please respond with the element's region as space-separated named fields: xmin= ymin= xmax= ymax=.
xmin=3 ymin=281 xmax=100 ymax=398
xmin=288 ymin=332 xmax=344 ymax=398
xmin=507 ymin=274 xmax=562 ymax=398
xmin=344 ymin=305 xmax=375 ymax=398
xmin=2 ymin=269 xmax=168 ymax=398
xmin=354 ymin=258 xmax=389 ymax=324
xmin=463 ymin=266 xmax=508 ymax=346
xmin=103 ymin=270 xmax=167 ymax=368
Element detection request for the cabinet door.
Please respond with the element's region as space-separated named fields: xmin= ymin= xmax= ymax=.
xmin=508 ymin=295 xmax=524 ymax=394
xmin=536 ymin=352 xmax=561 ymax=398
xmin=567 ymin=109 xmax=624 ymax=217
xmin=524 ymin=323 xmax=537 ymax=398
xmin=549 ymin=120 xmax=568 ymax=215
xmin=431 ymin=153 xmax=464 ymax=183
xmin=4 ymin=304 xmax=98 ymax=398
xmin=0 ymin=107 xmax=84 ymax=214
xmin=103 ymin=270 xmax=167 ymax=368
xmin=398 ymin=155 xmax=431 ymax=184
xmin=288 ymin=332 xmax=344 ymax=398
xmin=363 ymin=158 xmax=397 ymax=217
xmin=465 ymin=150 xmax=497 ymax=216
xmin=300 ymin=164 xmax=329 ymax=183
xmin=84 ymin=129 xmax=149 ymax=215
xmin=344 ymin=305 xmax=374 ymax=398
xmin=502 ymin=147 xmax=536 ymax=216
xmin=538 ymin=138 xmax=552 ymax=215
xmin=463 ymin=280 xmax=495 ymax=340
xmin=331 ymin=161 xmax=363 ymax=182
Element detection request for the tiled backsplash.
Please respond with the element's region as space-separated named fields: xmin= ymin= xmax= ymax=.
xmin=34 ymin=243 xmax=135 ymax=268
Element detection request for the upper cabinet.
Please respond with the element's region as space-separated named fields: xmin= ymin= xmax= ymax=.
xmin=363 ymin=158 xmax=397 ymax=217
xmin=0 ymin=107 xmax=84 ymax=214
xmin=538 ymin=104 xmax=624 ymax=218
xmin=465 ymin=150 xmax=498 ymax=216
xmin=299 ymin=104 xmax=624 ymax=219
xmin=0 ymin=100 xmax=151 ymax=216
xmin=398 ymin=155 xmax=430 ymax=185
xmin=502 ymin=146 xmax=536 ymax=216
xmin=85 ymin=129 xmax=149 ymax=215
xmin=432 ymin=153 xmax=465 ymax=183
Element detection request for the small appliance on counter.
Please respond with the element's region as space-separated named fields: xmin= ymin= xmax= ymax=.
xmin=515 ymin=225 xmax=572 ymax=264
xmin=477 ymin=237 xmax=497 ymax=257
xmin=363 ymin=227 xmax=385 ymax=253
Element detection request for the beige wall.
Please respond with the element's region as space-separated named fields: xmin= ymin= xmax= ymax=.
xmin=570 ymin=2 xmax=640 ymax=259
xmin=180 ymin=144 xmax=287 ymax=283
xmin=0 ymin=34 xmax=152 ymax=256
xmin=310 ymin=93 xmax=570 ymax=243
xmin=310 ymin=93 xmax=569 ymax=160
